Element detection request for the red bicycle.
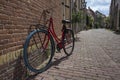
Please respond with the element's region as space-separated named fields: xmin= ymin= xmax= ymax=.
xmin=23 ymin=8 xmax=75 ymax=73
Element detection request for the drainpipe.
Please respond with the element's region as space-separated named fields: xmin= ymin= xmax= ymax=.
xmin=70 ymin=0 xmax=73 ymax=30
xmin=70 ymin=0 xmax=72 ymax=29
xmin=62 ymin=0 xmax=65 ymax=20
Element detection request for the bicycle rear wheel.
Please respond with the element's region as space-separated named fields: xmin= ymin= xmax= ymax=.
xmin=23 ymin=29 xmax=54 ymax=73
xmin=63 ymin=29 xmax=75 ymax=56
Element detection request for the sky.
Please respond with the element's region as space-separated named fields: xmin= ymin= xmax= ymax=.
xmin=86 ymin=0 xmax=111 ymax=16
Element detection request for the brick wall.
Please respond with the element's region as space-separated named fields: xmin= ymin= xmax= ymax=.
xmin=0 ymin=0 xmax=62 ymax=80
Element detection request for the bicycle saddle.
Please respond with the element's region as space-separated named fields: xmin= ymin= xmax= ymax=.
xmin=62 ymin=20 xmax=71 ymax=24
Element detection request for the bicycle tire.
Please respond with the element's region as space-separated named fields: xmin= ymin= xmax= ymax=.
xmin=23 ymin=29 xmax=55 ymax=73
xmin=63 ymin=29 xmax=75 ymax=56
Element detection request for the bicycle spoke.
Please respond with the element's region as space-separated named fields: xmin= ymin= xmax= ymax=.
xmin=23 ymin=29 xmax=54 ymax=73
xmin=63 ymin=29 xmax=74 ymax=56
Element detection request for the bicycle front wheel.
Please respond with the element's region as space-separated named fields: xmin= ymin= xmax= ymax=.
xmin=63 ymin=29 xmax=75 ymax=56
xmin=23 ymin=29 xmax=54 ymax=73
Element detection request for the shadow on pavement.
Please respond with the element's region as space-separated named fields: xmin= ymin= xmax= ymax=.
xmin=50 ymin=55 xmax=69 ymax=69
xmin=74 ymin=37 xmax=81 ymax=42
xmin=26 ymin=73 xmax=39 ymax=80
xmin=114 ymin=30 xmax=120 ymax=35
xmin=26 ymin=55 xmax=70 ymax=80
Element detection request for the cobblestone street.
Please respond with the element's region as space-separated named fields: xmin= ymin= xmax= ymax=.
xmin=30 ymin=29 xmax=120 ymax=80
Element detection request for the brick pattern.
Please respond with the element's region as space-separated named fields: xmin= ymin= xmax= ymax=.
xmin=0 ymin=0 xmax=62 ymax=80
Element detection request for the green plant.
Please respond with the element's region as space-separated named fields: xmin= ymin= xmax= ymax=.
xmin=72 ymin=11 xmax=83 ymax=23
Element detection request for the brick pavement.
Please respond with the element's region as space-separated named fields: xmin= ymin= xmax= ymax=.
xmin=28 ymin=29 xmax=120 ymax=80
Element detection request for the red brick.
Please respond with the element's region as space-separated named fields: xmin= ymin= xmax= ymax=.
xmin=0 ymin=0 xmax=62 ymax=79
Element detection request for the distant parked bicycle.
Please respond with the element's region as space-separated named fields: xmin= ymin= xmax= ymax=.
xmin=23 ymin=7 xmax=75 ymax=73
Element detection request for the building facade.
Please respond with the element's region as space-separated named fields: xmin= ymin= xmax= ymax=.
xmin=86 ymin=7 xmax=107 ymax=29
xmin=95 ymin=11 xmax=106 ymax=28
xmin=0 ymin=0 xmax=63 ymax=79
xmin=110 ymin=0 xmax=120 ymax=31
xmin=86 ymin=7 xmax=95 ymax=28
xmin=72 ymin=0 xmax=87 ymax=31
xmin=0 ymin=0 xmax=87 ymax=79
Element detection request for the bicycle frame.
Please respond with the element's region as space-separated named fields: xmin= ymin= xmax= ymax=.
xmin=48 ymin=17 xmax=64 ymax=44
xmin=23 ymin=7 xmax=74 ymax=73
xmin=37 ymin=9 xmax=68 ymax=52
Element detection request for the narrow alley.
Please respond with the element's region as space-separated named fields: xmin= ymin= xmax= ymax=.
xmin=30 ymin=29 xmax=120 ymax=80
